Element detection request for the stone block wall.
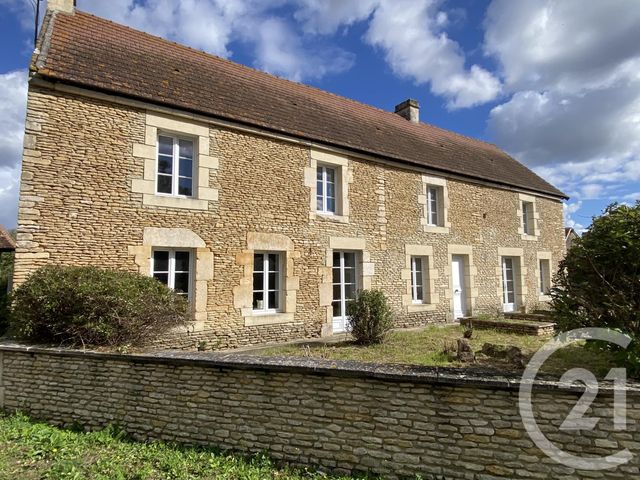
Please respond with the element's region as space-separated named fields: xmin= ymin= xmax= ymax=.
xmin=0 ymin=346 xmax=638 ymax=479
xmin=13 ymin=84 xmax=566 ymax=348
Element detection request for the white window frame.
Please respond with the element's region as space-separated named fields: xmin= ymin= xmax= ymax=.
xmin=410 ymin=256 xmax=428 ymax=304
xmin=156 ymin=134 xmax=196 ymax=198
xmin=539 ymin=258 xmax=551 ymax=295
xmin=427 ymin=186 xmax=441 ymax=226
xmin=522 ymin=201 xmax=534 ymax=235
xmin=316 ymin=164 xmax=339 ymax=215
xmin=150 ymin=248 xmax=194 ymax=301
xmin=252 ymin=252 xmax=284 ymax=314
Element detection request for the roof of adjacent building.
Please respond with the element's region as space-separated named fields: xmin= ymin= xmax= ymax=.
xmin=0 ymin=226 xmax=15 ymax=252
xmin=32 ymin=10 xmax=567 ymax=199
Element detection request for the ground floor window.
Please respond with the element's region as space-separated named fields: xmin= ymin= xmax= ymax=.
xmin=253 ymin=252 xmax=282 ymax=313
xmin=152 ymin=249 xmax=192 ymax=300
xmin=539 ymin=258 xmax=551 ymax=295
xmin=410 ymin=256 xmax=431 ymax=304
xmin=332 ymin=251 xmax=360 ymax=332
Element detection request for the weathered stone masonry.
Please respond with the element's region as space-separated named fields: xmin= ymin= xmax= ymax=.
xmin=0 ymin=345 xmax=638 ymax=479
xmin=13 ymin=84 xmax=566 ymax=348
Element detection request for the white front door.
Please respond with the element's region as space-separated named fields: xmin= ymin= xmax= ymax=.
xmin=332 ymin=251 xmax=359 ymax=333
xmin=502 ymin=257 xmax=517 ymax=312
xmin=451 ymin=255 xmax=466 ymax=319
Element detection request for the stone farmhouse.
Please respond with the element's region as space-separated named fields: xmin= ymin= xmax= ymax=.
xmin=14 ymin=0 xmax=568 ymax=348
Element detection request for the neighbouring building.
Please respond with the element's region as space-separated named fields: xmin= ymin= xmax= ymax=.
xmin=13 ymin=1 xmax=568 ymax=349
xmin=565 ymin=227 xmax=579 ymax=251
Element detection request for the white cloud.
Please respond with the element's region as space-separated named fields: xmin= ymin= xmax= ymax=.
xmin=0 ymin=70 xmax=28 ymax=228
xmin=563 ymin=201 xmax=586 ymax=234
xmin=365 ymin=0 xmax=501 ymax=109
xmin=293 ymin=0 xmax=378 ymax=35
xmin=484 ymin=0 xmax=640 ymax=208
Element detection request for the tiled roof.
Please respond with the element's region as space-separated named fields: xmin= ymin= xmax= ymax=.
xmin=33 ymin=10 xmax=567 ymax=199
xmin=0 ymin=226 xmax=15 ymax=251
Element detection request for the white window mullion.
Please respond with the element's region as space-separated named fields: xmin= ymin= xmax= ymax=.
xmin=340 ymin=252 xmax=346 ymax=319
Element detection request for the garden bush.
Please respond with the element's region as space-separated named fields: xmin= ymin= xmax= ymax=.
xmin=347 ymin=289 xmax=394 ymax=345
xmin=552 ymin=202 xmax=640 ymax=375
xmin=9 ymin=265 xmax=190 ymax=347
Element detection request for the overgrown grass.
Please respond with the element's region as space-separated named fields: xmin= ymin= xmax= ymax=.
xmin=257 ymin=325 xmax=619 ymax=378
xmin=0 ymin=413 xmax=355 ymax=480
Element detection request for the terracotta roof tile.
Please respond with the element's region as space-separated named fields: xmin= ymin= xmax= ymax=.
xmin=0 ymin=226 xmax=15 ymax=251
xmin=34 ymin=11 xmax=567 ymax=199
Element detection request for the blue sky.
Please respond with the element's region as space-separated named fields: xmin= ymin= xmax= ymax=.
xmin=1 ymin=0 xmax=639 ymax=231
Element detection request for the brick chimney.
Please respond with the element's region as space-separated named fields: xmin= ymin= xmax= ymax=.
xmin=394 ymin=99 xmax=420 ymax=123
xmin=48 ymin=0 xmax=76 ymax=13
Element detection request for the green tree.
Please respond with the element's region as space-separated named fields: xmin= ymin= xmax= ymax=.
xmin=347 ymin=289 xmax=394 ymax=345
xmin=551 ymin=202 xmax=640 ymax=373
xmin=0 ymin=229 xmax=16 ymax=335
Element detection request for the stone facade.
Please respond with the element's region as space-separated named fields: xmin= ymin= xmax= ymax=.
xmin=0 ymin=346 xmax=638 ymax=479
xmin=13 ymin=83 xmax=566 ymax=348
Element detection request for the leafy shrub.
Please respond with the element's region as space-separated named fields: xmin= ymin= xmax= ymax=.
xmin=9 ymin=265 xmax=190 ymax=347
xmin=347 ymin=289 xmax=394 ymax=345
xmin=551 ymin=202 xmax=640 ymax=375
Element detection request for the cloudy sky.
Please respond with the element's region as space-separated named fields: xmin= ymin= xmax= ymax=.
xmin=0 ymin=0 xmax=639 ymax=232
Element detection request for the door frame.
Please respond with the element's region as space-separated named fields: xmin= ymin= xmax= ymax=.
xmin=332 ymin=250 xmax=361 ymax=333
xmin=451 ymin=254 xmax=468 ymax=319
xmin=501 ymin=256 xmax=517 ymax=312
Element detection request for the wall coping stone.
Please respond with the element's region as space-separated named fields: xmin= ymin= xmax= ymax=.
xmin=1 ymin=342 xmax=638 ymax=397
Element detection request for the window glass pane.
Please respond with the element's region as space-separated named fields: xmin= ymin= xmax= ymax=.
xmin=333 ymin=251 xmax=340 ymax=266
xmin=268 ymin=291 xmax=279 ymax=310
xmin=332 ymin=284 xmax=341 ymax=302
xmin=153 ymin=273 xmax=169 ymax=285
xmin=326 ymin=181 xmax=335 ymax=198
xmin=268 ymin=254 xmax=279 ymax=272
xmin=253 ymin=271 xmax=263 ymax=291
xmin=317 ymin=178 xmax=324 ymax=196
xmin=316 ymin=195 xmax=324 ymax=211
xmin=344 ymin=253 xmax=356 ymax=269
xmin=252 ymin=291 xmax=264 ymax=310
xmin=153 ymin=251 xmax=169 ymax=272
xmin=326 ymin=197 xmax=336 ymax=213
xmin=415 ymin=269 xmax=423 ymax=288
xmin=344 ymin=283 xmax=356 ymax=301
xmin=268 ymin=272 xmax=279 ymax=290
xmin=174 ymin=251 xmax=190 ymax=272
xmin=413 ymin=257 xmax=422 ymax=272
xmin=254 ymin=254 xmax=264 ymax=271
xmin=158 ymin=136 xmax=173 ymax=156
xmin=178 ymin=178 xmax=193 ymax=196
xmin=158 ymin=155 xmax=173 ymax=174
xmin=317 ymin=166 xmax=323 ymax=181
xmin=416 ymin=286 xmax=423 ymax=301
xmin=343 ymin=267 xmax=355 ymax=285
xmin=157 ymin=175 xmax=172 ymax=194
xmin=179 ymin=159 xmax=193 ymax=178
xmin=332 ymin=300 xmax=341 ymax=317
xmin=325 ymin=167 xmax=335 ymax=184
xmin=332 ymin=267 xmax=340 ymax=284
xmin=179 ymin=139 xmax=193 ymax=159
xmin=174 ymin=273 xmax=190 ymax=294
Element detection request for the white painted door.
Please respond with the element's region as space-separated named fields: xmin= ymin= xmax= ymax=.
xmin=332 ymin=251 xmax=358 ymax=333
xmin=451 ymin=255 xmax=466 ymax=319
xmin=502 ymin=257 xmax=516 ymax=312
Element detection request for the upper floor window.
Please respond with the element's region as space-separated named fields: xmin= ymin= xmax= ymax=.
xmin=539 ymin=258 xmax=551 ymax=295
xmin=410 ymin=256 xmax=428 ymax=304
xmin=317 ymin=165 xmax=337 ymax=214
xmin=152 ymin=249 xmax=192 ymax=300
xmin=253 ymin=252 xmax=282 ymax=313
xmin=157 ymin=135 xmax=194 ymax=197
xmin=522 ymin=201 xmax=535 ymax=235
xmin=426 ymin=185 xmax=443 ymax=226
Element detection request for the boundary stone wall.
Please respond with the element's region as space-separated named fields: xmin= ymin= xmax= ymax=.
xmin=0 ymin=345 xmax=638 ymax=479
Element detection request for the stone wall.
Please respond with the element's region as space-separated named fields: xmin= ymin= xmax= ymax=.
xmin=14 ymin=84 xmax=566 ymax=348
xmin=0 ymin=345 xmax=638 ymax=479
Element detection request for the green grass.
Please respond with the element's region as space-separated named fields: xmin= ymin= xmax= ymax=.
xmin=0 ymin=413 xmax=354 ymax=480
xmin=257 ymin=325 xmax=619 ymax=378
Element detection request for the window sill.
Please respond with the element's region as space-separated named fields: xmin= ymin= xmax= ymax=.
xmin=538 ymin=294 xmax=551 ymax=302
xmin=315 ymin=212 xmax=349 ymax=224
xmin=407 ymin=303 xmax=437 ymax=313
xmin=521 ymin=234 xmax=539 ymax=241
xmin=423 ymin=224 xmax=450 ymax=234
xmin=244 ymin=312 xmax=295 ymax=327
xmin=142 ymin=194 xmax=210 ymax=211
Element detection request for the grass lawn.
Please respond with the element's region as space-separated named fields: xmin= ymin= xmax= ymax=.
xmin=0 ymin=413 xmax=352 ymax=480
xmin=257 ymin=325 xmax=619 ymax=378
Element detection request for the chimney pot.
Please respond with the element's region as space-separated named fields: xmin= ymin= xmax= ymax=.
xmin=47 ymin=0 xmax=76 ymax=13
xmin=394 ymin=99 xmax=420 ymax=123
